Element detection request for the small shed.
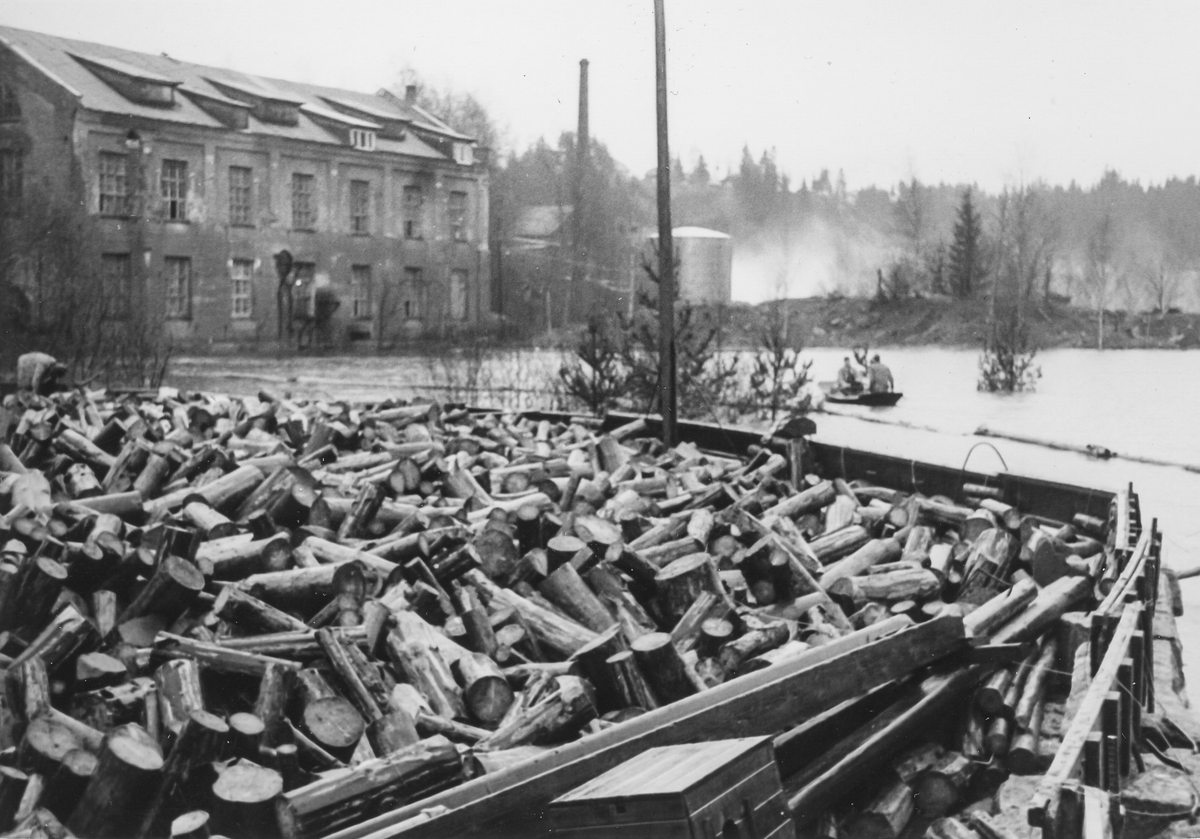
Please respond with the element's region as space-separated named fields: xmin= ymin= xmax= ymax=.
xmin=545 ymin=737 xmax=793 ymax=839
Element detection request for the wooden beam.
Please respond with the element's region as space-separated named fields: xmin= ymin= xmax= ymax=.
xmin=1027 ymin=602 xmax=1141 ymax=831
xmin=324 ymin=614 xmax=966 ymax=839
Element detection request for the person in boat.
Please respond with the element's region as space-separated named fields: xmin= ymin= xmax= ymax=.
xmin=836 ymin=357 xmax=863 ymax=394
xmin=868 ymin=354 xmax=895 ymax=393
xmin=16 ymin=352 xmax=67 ymax=396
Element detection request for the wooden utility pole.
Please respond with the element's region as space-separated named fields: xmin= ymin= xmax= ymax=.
xmin=653 ymin=0 xmax=677 ymax=447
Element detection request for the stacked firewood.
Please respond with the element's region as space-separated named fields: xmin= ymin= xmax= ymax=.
xmin=0 ymin=389 xmax=1117 ymax=839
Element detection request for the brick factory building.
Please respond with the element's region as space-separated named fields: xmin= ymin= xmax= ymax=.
xmin=0 ymin=26 xmax=490 ymax=348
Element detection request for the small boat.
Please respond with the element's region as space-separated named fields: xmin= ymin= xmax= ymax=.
xmin=818 ymin=380 xmax=903 ymax=406
xmin=824 ymin=390 xmax=903 ymax=407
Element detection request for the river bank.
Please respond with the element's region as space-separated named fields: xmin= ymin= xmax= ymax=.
xmin=726 ymin=295 xmax=1200 ymax=350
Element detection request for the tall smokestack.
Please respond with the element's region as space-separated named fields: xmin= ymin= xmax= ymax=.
xmin=577 ymin=59 xmax=589 ymax=159
xmin=568 ymin=59 xmax=589 ymax=322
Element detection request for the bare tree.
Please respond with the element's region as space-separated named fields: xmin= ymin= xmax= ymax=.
xmin=978 ymin=186 xmax=1047 ymax=392
xmin=1083 ymin=214 xmax=1120 ymax=350
xmin=0 ymin=189 xmax=171 ymax=386
xmin=1143 ymin=252 xmax=1183 ymax=315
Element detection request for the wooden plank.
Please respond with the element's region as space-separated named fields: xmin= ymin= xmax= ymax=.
xmin=1027 ymin=603 xmax=1141 ymax=830
xmin=1095 ymin=529 xmax=1149 ymax=616
xmin=326 ymin=614 xmax=966 ymax=839
xmin=1113 ymin=488 xmax=1130 ymax=553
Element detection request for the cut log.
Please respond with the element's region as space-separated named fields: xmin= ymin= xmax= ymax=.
xmin=605 ymin=650 xmax=658 ymax=711
xmin=154 ymin=658 xmax=206 ymax=740
xmin=213 ymin=584 xmax=309 ymax=635
xmin=843 ymin=778 xmax=915 ymax=839
xmin=820 ymin=538 xmax=902 ymax=590
xmin=197 ymin=534 xmax=292 ymax=580
xmin=962 ymin=577 xmax=1037 ymax=638
xmin=316 ymin=628 xmax=384 ymax=722
xmin=0 ymin=765 xmax=29 ymax=832
xmin=915 ymin=751 xmax=977 ymax=817
xmin=67 ymin=724 xmax=164 ymax=839
xmin=466 ymin=570 xmax=598 ymax=657
xmin=254 ymin=661 xmax=297 ymax=747
xmin=1008 ymin=697 xmax=1045 ymax=775
xmin=226 ymin=712 xmax=265 ymax=761
xmin=537 ymin=562 xmax=614 ymax=633
xmin=300 ymin=696 xmax=364 ymax=764
xmin=135 ymin=710 xmax=229 ymax=839
xmin=384 ymin=632 xmax=466 ymax=721
xmin=211 ymin=759 xmax=283 ymax=839
xmin=1013 ymin=637 xmax=1057 ymax=729
xmin=118 ymin=555 xmax=205 ymax=625
xmin=654 ymin=552 xmax=721 ymax=628
xmin=902 ymin=526 xmax=935 ymax=567
xmin=452 ymin=652 xmax=515 ymax=725
xmin=153 ymin=632 xmax=301 ymax=679
xmin=480 ymin=676 xmax=596 ymax=751
xmin=630 ymin=632 xmax=700 ymax=703
xmin=567 ymin=626 xmax=629 ymax=714
xmin=955 ymin=528 xmax=1015 ymax=607
xmin=669 ymin=590 xmax=734 ymax=655
xmin=40 ymin=748 xmax=95 ymax=823
xmin=17 ymin=717 xmax=80 ymax=778
xmin=170 ymin=811 xmax=212 ymax=839
xmin=274 ymin=735 xmax=462 ymax=839
xmin=828 ymin=567 xmax=941 ymax=610
xmin=717 ymin=620 xmax=790 ymax=677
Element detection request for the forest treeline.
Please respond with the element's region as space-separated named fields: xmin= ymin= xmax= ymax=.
xmin=416 ymin=77 xmax=1200 ymax=328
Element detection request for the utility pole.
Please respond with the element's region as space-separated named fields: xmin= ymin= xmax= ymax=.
xmin=653 ymin=0 xmax=677 ymax=447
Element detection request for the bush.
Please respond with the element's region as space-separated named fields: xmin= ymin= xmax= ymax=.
xmin=746 ymin=302 xmax=811 ymax=422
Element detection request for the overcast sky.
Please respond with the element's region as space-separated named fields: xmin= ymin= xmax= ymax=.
xmin=5 ymin=1 xmax=1199 ymax=192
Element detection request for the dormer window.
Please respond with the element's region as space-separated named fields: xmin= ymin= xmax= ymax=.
xmin=71 ymin=53 xmax=179 ymax=107
xmin=350 ymin=129 xmax=375 ymax=151
xmin=453 ymin=142 xmax=474 ymax=166
xmin=206 ymin=77 xmax=301 ymax=126
xmin=261 ymin=101 xmax=300 ymax=126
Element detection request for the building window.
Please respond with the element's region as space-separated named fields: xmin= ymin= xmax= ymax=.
xmin=163 ymin=256 xmax=191 ymax=320
xmin=403 ymin=185 xmax=423 ymax=239
xmin=101 ymin=253 xmax=132 ymax=320
xmin=448 ymin=191 xmax=468 ymax=241
xmin=349 ymin=129 xmax=375 ymax=151
xmin=98 ymin=152 xmax=129 ymax=216
xmin=229 ymin=166 xmax=252 ymax=226
xmin=401 ymin=267 xmax=424 ymax=320
xmin=350 ymin=180 xmax=370 ymax=235
xmin=449 ymin=269 xmax=469 ymax=321
xmin=292 ymin=173 xmax=315 ymax=230
xmin=161 ymin=159 xmax=188 ymax=221
xmin=0 ymin=150 xmax=22 ymax=212
xmin=0 ymin=84 xmax=19 ymax=121
xmin=231 ymin=259 xmax=253 ymax=319
xmin=292 ymin=261 xmax=315 ymax=317
xmin=351 ymin=265 xmax=372 ymax=319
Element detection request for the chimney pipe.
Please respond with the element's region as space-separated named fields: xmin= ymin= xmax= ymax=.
xmin=405 ymin=84 xmax=417 ymax=104
xmin=577 ymin=59 xmax=589 ymax=158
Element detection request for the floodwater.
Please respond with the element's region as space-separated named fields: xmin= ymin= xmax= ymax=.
xmin=171 ymin=346 xmax=1200 ymax=704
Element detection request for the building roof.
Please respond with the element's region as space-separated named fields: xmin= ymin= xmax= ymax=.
xmin=648 ymin=226 xmax=732 ymax=239
xmin=0 ymin=25 xmax=473 ymax=159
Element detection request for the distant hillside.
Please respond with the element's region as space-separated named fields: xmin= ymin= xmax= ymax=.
xmin=724 ymin=296 xmax=1200 ymax=350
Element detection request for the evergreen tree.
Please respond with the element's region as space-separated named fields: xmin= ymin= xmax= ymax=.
xmin=948 ymin=188 xmax=985 ymax=298
xmin=691 ymin=155 xmax=711 ymax=187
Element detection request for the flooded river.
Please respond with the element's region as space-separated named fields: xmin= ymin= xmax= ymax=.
xmin=171 ymin=346 xmax=1200 ymax=704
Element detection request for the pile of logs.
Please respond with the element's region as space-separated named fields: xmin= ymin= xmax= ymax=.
xmin=0 ymin=389 xmax=1165 ymax=839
